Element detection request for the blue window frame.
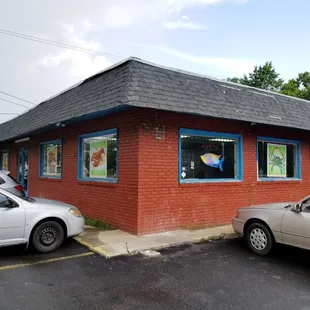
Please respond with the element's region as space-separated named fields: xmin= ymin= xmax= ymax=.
xmin=257 ymin=136 xmax=301 ymax=181
xmin=78 ymin=128 xmax=118 ymax=183
xmin=179 ymin=128 xmax=243 ymax=183
xmin=0 ymin=149 xmax=9 ymax=171
xmin=40 ymin=139 xmax=62 ymax=178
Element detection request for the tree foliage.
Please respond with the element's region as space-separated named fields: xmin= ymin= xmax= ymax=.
xmin=280 ymin=72 xmax=310 ymax=100
xmin=226 ymin=77 xmax=241 ymax=83
xmin=227 ymin=61 xmax=283 ymax=92
xmin=227 ymin=62 xmax=310 ymax=101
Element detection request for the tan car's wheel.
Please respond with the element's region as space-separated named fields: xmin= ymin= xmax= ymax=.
xmin=246 ymin=223 xmax=273 ymax=256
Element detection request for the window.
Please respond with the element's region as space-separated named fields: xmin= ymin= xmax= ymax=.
xmin=179 ymin=129 xmax=242 ymax=183
xmin=40 ymin=140 xmax=62 ymax=178
xmin=78 ymin=129 xmax=118 ymax=182
xmin=257 ymin=137 xmax=301 ymax=180
xmin=0 ymin=194 xmax=17 ymax=208
xmin=0 ymin=193 xmax=7 ymax=207
xmin=0 ymin=150 xmax=9 ymax=171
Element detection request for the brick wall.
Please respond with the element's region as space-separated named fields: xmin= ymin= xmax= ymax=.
xmin=136 ymin=109 xmax=310 ymax=234
xmin=2 ymin=107 xmax=310 ymax=235
xmin=2 ymin=109 xmax=140 ymax=234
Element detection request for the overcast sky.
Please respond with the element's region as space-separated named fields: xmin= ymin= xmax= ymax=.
xmin=1 ymin=0 xmax=310 ymax=123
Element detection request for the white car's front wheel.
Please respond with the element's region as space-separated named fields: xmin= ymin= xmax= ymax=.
xmin=31 ymin=221 xmax=65 ymax=253
xmin=246 ymin=223 xmax=273 ymax=256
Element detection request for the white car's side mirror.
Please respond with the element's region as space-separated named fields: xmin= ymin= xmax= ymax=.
xmin=291 ymin=203 xmax=301 ymax=213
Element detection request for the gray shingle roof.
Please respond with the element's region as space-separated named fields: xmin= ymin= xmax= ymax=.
xmin=1 ymin=57 xmax=310 ymax=142
xmin=0 ymin=60 xmax=131 ymax=142
xmin=126 ymin=59 xmax=310 ymax=131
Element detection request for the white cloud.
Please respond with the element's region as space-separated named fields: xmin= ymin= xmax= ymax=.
xmin=164 ymin=16 xmax=206 ymax=30
xmin=0 ymin=0 xmax=250 ymax=123
xmin=97 ymin=0 xmax=249 ymax=28
xmin=161 ymin=0 xmax=248 ymax=15
xmin=103 ymin=6 xmax=135 ymax=28
xmin=163 ymin=20 xmax=205 ymax=29
xmin=164 ymin=21 xmax=204 ymax=29
xmin=40 ymin=50 xmax=111 ymax=78
xmin=38 ymin=24 xmax=111 ymax=78
xmin=158 ymin=47 xmax=257 ymax=76
xmin=83 ymin=20 xmax=92 ymax=28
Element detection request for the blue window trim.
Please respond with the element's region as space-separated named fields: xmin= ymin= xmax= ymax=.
xmin=78 ymin=128 xmax=118 ymax=183
xmin=257 ymin=136 xmax=301 ymax=181
xmin=0 ymin=149 xmax=9 ymax=171
xmin=179 ymin=128 xmax=243 ymax=184
xmin=39 ymin=139 xmax=62 ymax=179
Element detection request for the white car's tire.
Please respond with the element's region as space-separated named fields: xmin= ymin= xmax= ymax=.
xmin=246 ymin=223 xmax=273 ymax=256
xmin=31 ymin=221 xmax=65 ymax=253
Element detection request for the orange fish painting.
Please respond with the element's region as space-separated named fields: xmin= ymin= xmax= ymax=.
xmin=200 ymin=153 xmax=224 ymax=171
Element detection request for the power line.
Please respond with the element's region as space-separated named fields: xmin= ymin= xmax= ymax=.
xmin=0 ymin=29 xmax=124 ymax=60
xmin=0 ymin=97 xmax=31 ymax=109
xmin=0 ymin=112 xmax=19 ymax=115
xmin=0 ymin=90 xmax=35 ymax=105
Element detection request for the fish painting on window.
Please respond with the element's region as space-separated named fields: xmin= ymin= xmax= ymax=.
xmin=200 ymin=153 xmax=224 ymax=171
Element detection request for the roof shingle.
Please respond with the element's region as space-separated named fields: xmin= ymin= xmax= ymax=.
xmin=1 ymin=57 xmax=309 ymax=142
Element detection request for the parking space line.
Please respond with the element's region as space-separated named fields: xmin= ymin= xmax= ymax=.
xmin=0 ymin=252 xmax=94 ymax=272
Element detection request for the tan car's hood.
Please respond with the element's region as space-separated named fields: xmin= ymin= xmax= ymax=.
xmin=245 ymin=202 xmax=294 ymax=210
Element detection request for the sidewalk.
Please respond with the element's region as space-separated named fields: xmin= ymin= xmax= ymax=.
xmin=74 ymin=225 xmax=237 ymax=258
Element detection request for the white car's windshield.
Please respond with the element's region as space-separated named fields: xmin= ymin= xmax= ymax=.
xmin=22 ymin=196 xmax=36 ymax=203
xmin=7 ymin=190 xmax=36 ymax=203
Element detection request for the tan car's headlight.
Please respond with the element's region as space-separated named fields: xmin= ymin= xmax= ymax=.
xmin=234 ymin=211 xmax=240 ymax=218
xmin=69 ymin=207 xmax=82 ymax=217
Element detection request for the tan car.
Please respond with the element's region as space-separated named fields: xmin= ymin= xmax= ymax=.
xmin=232 ymin=195 xmax=310 ymax=255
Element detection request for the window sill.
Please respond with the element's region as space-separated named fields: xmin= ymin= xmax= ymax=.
xmin=257 ymin=178 xmax=301 ymax=185
xmin=38 ymin=177 xmax=62 ymax=182
xmin=40 ymin=175 xmax=62 ymax=179
xmin=78 ymin=179 xmax=118 ymax=187
xmin=180 ymin=179 xmax=242 ymax=186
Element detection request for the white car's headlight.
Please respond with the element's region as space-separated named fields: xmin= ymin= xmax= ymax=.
xmin=69 ymin=207 xmax=83 ymax=217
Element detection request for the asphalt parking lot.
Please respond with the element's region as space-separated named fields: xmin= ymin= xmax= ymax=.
xmin=0 ymin=239 xmax=92 ymax=270
xmin=1 ymin=238 xmax=310 ymax=310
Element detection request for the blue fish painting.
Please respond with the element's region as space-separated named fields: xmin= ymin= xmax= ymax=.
xmin=200 ymin=153 xmax=224 ymax=171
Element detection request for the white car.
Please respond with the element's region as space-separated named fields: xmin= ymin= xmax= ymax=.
xmin=0 ymin=188 xmax=84 ymax=253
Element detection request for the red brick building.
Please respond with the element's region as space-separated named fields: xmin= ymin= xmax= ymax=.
xmin=0 ymin=58 xmax=309 ymax=234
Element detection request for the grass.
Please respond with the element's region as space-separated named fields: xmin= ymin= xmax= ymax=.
xmin=84 ymin=217 xmax=115 ymax=230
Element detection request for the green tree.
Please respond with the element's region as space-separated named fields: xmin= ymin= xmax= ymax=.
xmin=227 ymin=61 xmax=284 ymax=92
xmin=226 ymin=77 xmax=240 ymax=83
xmin=280 ymin=72 xmax=310 ymax=100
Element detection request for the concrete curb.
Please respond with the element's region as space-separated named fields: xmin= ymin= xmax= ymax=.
xmin=138 ymin=232 xmax=239 ymax=254
xmin=73 ymin=237 xmax=109 ymax=257
xmin=198 ymin=232 xmax=239 ymax=242
xmin=74 ymin=231 xmax=239 ymax=259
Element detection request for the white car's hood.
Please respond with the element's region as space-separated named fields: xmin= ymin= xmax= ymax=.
xmin=28 ymin=198 xmax=73 ymax=209
xmin=245 ymin=202 xmax=294 ymax=210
